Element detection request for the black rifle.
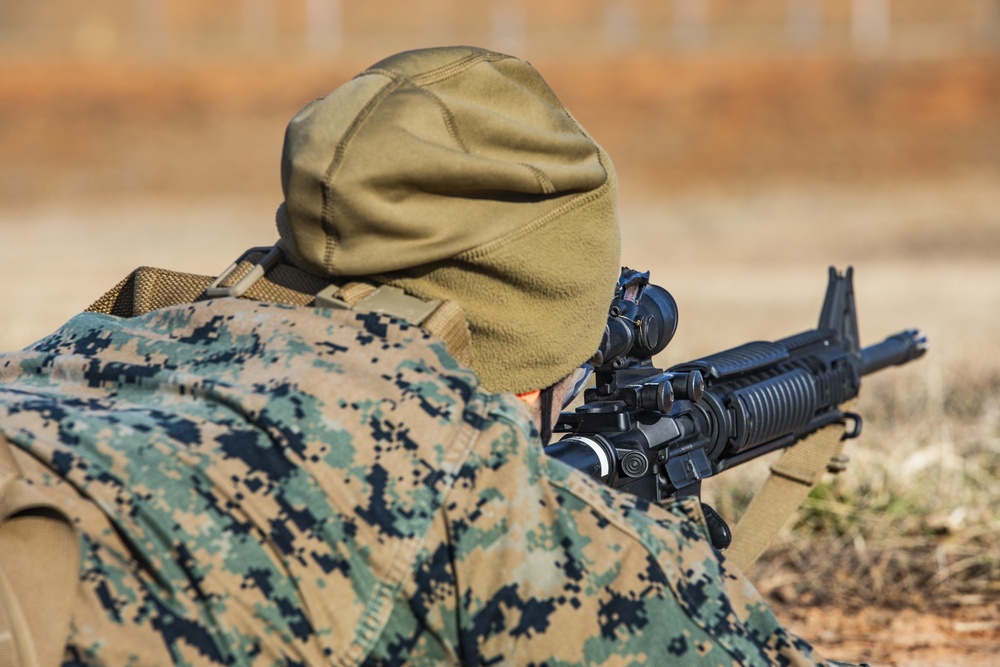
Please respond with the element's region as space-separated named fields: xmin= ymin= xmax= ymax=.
xmin=547 ymin=267 xmax=926 ymax=546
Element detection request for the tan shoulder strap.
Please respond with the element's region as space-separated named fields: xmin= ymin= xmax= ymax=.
xmin=0 ymin=440 xmax=79 ymax=667
xmin=85 ymin=247 xmax=327 ymax=317
xmin=316 ymin=282 xmax=473 ymax=366
xmin=421 ymin=300 xmax=473 ymax=366
xmin=726 ymin=414 xmax=852 ymax=571
xmin=86 ymin=245 xmax=473 ymax=366
xmin=86 ymin=266 xmax=215 ymax=317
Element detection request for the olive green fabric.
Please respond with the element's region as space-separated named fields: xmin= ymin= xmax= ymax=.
xmin=276 ymin=46 xmax=620 ymax=394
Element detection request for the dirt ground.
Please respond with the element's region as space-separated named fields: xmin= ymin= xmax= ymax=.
xmin=0 ymin=55 xmax=998 ymax=664
xmin=780 ymin=604 xmax=1000 ymax=667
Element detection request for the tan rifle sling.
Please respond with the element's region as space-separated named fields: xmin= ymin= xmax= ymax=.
xmin=726 ymin=411 xmax=852 ymax=571
xmin=0 ymin=439 xmax=80 ymax=667
xmin=85 ymin=244 xmax=472 ymax=366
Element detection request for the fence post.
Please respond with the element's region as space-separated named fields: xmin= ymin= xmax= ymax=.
xmin=242 ymin=0 xmax=276 ymax=51
xmin=787 ymin=0 xmax=824 ymax=48
xmin=672 ymin=0 xmax=708 ymax=50
xmin=973 ymin=0 xmax=1000 ymax=46
xmin=490 ymin=0 xmax=526 ymax=56
xmin=305 ymin=0 xmax=342 ymax=54
xmin=134 ymin=0 xmax=169 ymax=53
xmin=603 ymin=0 xmax=639 ymax=51
xmin=851 ymin=0 xmax=890 ymax=52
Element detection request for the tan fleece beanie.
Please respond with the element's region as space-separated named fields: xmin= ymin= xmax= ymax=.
xmin=276 ymin=46 xmax=620 ymax=394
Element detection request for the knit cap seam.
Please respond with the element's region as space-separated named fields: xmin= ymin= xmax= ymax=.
xmin=414 ymin=86 xmax=469 ymax=153
xmin=410 ymin=50 xmax=511 ymax=86
xmin=520 ymin=163 xmax=556 ymax=194
xmin=321 ymin=73 xmax=403 ymax=272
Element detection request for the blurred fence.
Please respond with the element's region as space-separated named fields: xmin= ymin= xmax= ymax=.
xmin=1 ymin=0 xmax=999 ymax=60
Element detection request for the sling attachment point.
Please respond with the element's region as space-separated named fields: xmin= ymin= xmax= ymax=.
xmin=204 ymin=244 xmax=284 ymax=299
xmin=315 ymin=284 xmax=441 ymax=327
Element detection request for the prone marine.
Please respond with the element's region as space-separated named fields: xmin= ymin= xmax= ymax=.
xmin=0 ymin=47 xmax=867 ymax=666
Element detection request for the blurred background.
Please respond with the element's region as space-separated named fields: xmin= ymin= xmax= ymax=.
xmin=1 ymin=1 xmax=998 ymax=662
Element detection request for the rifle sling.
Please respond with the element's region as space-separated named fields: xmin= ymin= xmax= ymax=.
xmin=726 ymin=415 xmax=850 ymax=572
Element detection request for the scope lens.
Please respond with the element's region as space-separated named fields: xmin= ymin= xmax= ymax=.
xmin=635 ymin=284 xmax=678 ymax=357
xmin=590 ymin=273 xmax=680 ymax=369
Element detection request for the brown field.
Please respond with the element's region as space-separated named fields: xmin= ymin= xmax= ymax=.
xmin=1 ymin=54 xmax=998 ymax=665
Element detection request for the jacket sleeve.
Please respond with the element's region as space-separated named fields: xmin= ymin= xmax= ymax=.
xmin=368 ymin=392 xmax=860 ymax=667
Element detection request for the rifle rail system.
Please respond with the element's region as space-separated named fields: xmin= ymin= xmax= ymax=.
xmin=548 ymin=267 xmax=927 ymax=514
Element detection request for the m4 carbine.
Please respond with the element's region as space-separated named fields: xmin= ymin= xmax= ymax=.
xmin=548 ymin=267 xmax=926 ymax=546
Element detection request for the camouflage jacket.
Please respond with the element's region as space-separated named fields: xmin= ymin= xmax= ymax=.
xmin=0 ymin=298 xmax=851 ymax=666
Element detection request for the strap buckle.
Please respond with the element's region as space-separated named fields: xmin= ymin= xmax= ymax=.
xmin=204 ymin=244 xmax=283 ymax=299
xmin=315 ymin=284 xmax=441 ymax=326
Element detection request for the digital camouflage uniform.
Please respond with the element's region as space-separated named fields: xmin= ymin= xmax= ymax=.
xmin=0 ymin=298 xmax=848 ymax=666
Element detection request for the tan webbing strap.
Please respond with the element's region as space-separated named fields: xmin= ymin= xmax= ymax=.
xmin=317 ymin=282 xmax=473 ymax=365
xmin=726 ymin=419 xmax=849 ymax=571
xmin=86 ymin=250 xmax=328 ymax=317
xmin=421 ymin=300 xmax=473 ymax=366
xmin=203 ymin=246 xmax=330 ymax=306
xmin=86 ymin=246 xmax=474 ymax=365
xmin=319 ymin=282 xmax=377 ymax=307
xmin=86 ymin=267 xmax=214 ymax=316
xmin=0 ymin=441 xmax=79 ymax=667
xmin=86 ymin=271 xmax=138 ymax=317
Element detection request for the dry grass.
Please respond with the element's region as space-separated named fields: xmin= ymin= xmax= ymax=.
xmin=734 ymin=366 xmax=1000 ymax=610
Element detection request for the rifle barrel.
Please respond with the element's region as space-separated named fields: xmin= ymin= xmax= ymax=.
xmin=860 ymin=329 xmax=928 ymax=376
